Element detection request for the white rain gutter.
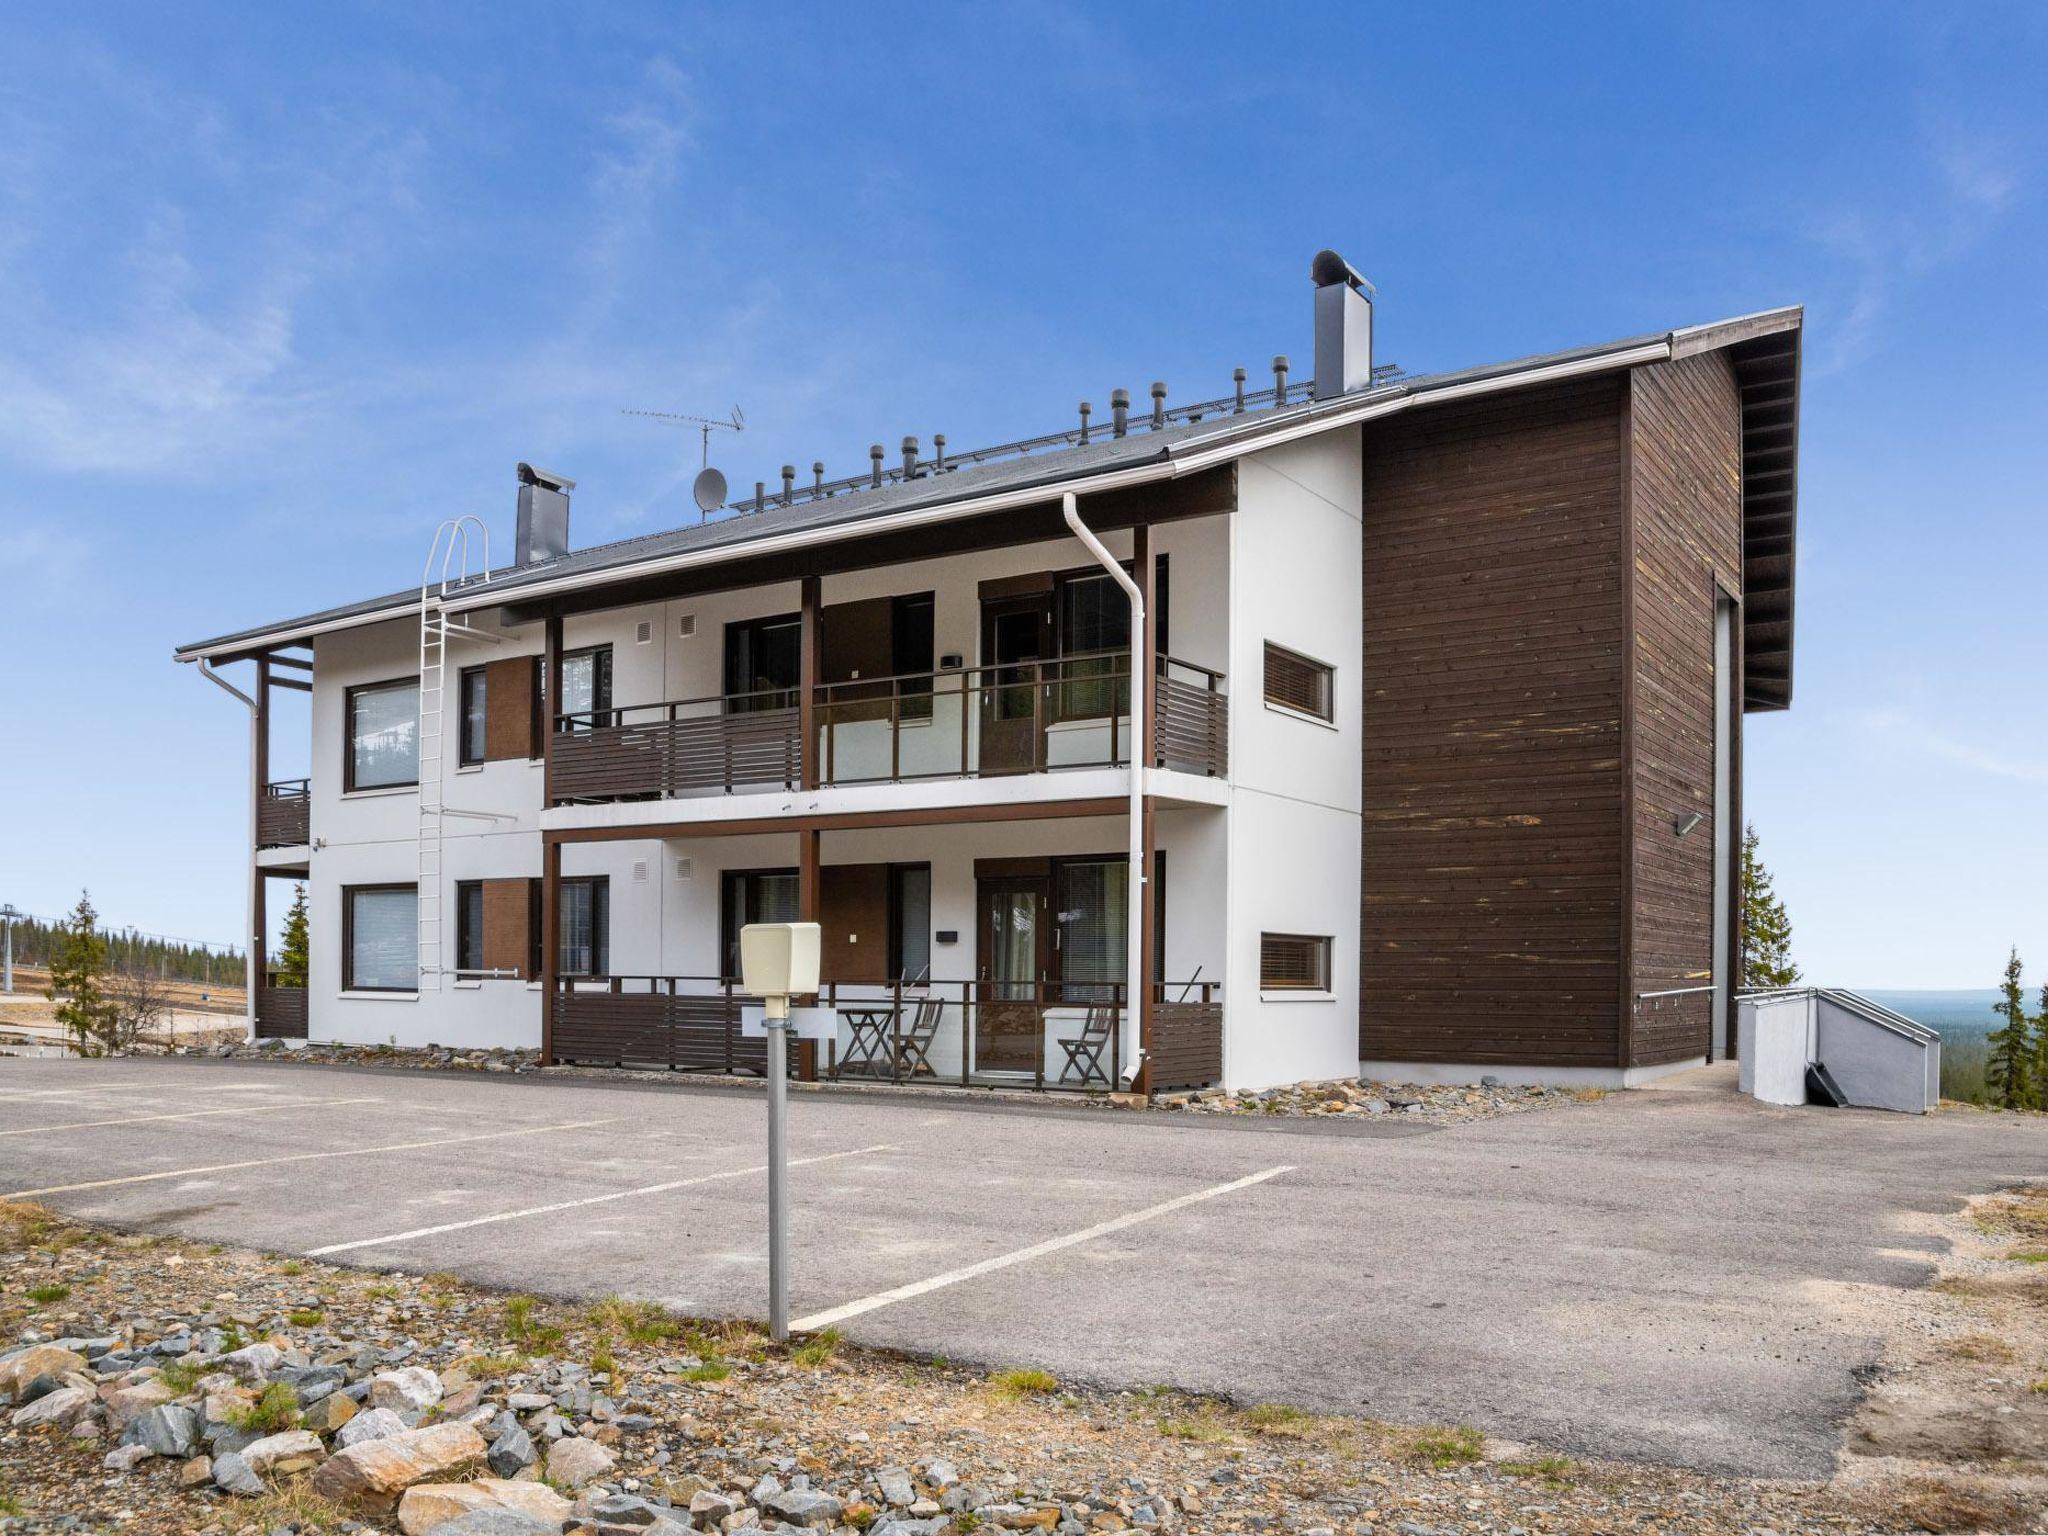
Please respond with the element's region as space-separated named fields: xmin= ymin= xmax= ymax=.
xmin=199 ymin=660 xmax=259 ymax=1041
xmin=1061 ymin=491 xmax=1147 ymax=1090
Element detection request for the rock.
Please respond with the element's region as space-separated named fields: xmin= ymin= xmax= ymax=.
xmin=369 ymin=1365 xmax=445 ymax=1418
xmin=336 ymin=1405 xmax=411 ymax=1447
xmin=218 ymin=1342 xmax=284 ymax=1383
xmin=102 ymin=1378 xmax=178 ymax=1428
xmin=312 ymin=1420 xmax=490 ymax=1517
xmin=690 ymin=1490 xmax=738 ymax=1523
xmin=243 ymin=1428 xmax=326 ymax=1477
xmin=875 ymin=1467 xmax=916 ymax=1507
xmin=925 ymin=1458 xmax=959 ymax=1488
xmin=577 ymin=1492 xmax=695 ymax=1533
xmin=0 ymin=1344 xmax=88 ymax=1403
xmin=304 ymin=1390 xmax=359 ymax=1434
xmin=104 ymin=1441 xmax=156 ymax=1471
xmin=505 ymin=1391 xmax=551 ymax=1412
xmin=415 ymin=1511 xmax=564 ymax=1536
xmin=11 ymin=1385 xmax=98 ymax=1430
xmin=179 ymin=1454 xmax=215 ymax=1488
xmin=122 ymin=1403 xmax=202 ymax=1457
xmin=488 ymin=1417 xmax=538 ymax=1476
xmin=767 ymin=1487 xmax=844 ymax=1527
xmin=212 ymin=1449 xmax=266 ymax=1497
xmin=546 ymin=1433 xmax=617 ymax=1489
xmin=395 ymin=1477 xmax=571 ymax=1536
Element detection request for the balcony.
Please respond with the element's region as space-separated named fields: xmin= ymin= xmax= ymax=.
xmin=548 ymin=653 xmax=1226 ymax=806
xmin=257 ymin=779 xmax=310 ymax=848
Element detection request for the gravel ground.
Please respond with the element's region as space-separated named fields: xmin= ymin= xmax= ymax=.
xmin=3 ymin=1195 xmax=2042 ymax=1535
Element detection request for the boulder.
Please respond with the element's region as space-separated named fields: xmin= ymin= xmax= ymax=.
xmin=368 ymin=1365 xmax=444 ymax=1418
xmin=304 ymin=1390 xmax=358 ymax=1434
xmin=122 ymin=1403 xmax=202 ymax=1458
xmin=487 ymin=1417 xmax=537 ymax=1477
xmin=311 ymin=1420 xmax=489 ymax=1517
xmin=212 ymin=1449 xmax=265 ymax=1497
xmin=412 ymin=1511 xmax=563 ymax=1536
xmin=394 ymin=1477 xmax=572 ymax=1535
xmin=104 ymin=1441 xmax=155 ymax=1471
xmin=336 ymin=1406 xmax=411 ymax=1448
xmin=875 ymin=1467 xmax=916 ymax=1507
xmin=11 ymin=1385 xmax=98 ymax=1431
xmin=242 ymin=1428 xmax=326 ymax=1477
xmin=767 ymin=1487 xmax=845 ymax=1527
xmin=218 ymin=1342 xmax=284 ymax=1384
xmin=0 ymin=1345 xmax=88 ymax=1403
xmin=178 ymin=1454 xmax=214 ymax=1488
xmin=689 ymin=1489 xmax=737 ymax=1523
xmin=545 ymin=1433 xmax=616 ymax=1489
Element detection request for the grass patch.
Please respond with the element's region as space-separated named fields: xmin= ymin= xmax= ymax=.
xmin=503 ymin=1294 xmax=563 ymax=1352
xmin=679 ymin=1361 xmax=730 ymax=1382
xmin=1158 ymin=1404 xmax=1234 ymax=1443
xmin=25 ymin=1282 xmax=69 ymax=1306
xmin=362 ymin=1283 xmax=405 ymax=1301
xmin=1399 ymin=1424 xmax=1484 ymax=1468
xmin=1893 ymin=1476 xmax=2036 ymax=1534
xmin=287 ymin=1308 xmax=323 ymax=1328
xmin=791 ymin=1328 xmax=842 ymax=1369
xmin=2007 ymin=1249 xmax=2048 ymax=1264
xmin=239 ymin=1477 xmax=353 ymax=1533
xmin=156 ymin=1358 xmax=211 ymax=1394
xmin=583 ymin=1295 xmax=683 ymax=1346
xmin=277 ymin=1259 xmax=305 ymax=1275
xmin=0 ymin=1200 xmax=57 ymax=1248
xmin=1241 ymin=1402 xmax=1313 ymax=1436
xmin=988 ymin=1367 xmax=1058 ymax=1399
xmin=454 ymin=1353 xmax=524 ymax=1380
xmin=1943 ymin=1332 xmax=2017 ymax=1364
xmin=0 ymin=1494 xmax=24 ymax=1517
xmin=227 ymin=1382 xmax=302 ymax=1434
xmin=1500 ymin=1455 xmax=1576 ymax=1484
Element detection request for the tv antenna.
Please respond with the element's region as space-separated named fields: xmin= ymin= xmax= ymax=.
xmin=624 ymin=405 xmax=746 ymax=518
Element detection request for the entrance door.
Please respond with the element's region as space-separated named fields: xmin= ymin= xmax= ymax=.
xmin=978 ymin=597 xmax=1051 ymax=774
xmin=976 ymin=873 xmax=1048 ymax=1073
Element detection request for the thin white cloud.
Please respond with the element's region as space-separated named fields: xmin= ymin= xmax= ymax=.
xmin=1849 ymin=705 xmax=2048 ymax=786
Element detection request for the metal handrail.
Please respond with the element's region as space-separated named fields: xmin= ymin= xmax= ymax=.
xmin=263 ymin=778 xmax=310 ymax=799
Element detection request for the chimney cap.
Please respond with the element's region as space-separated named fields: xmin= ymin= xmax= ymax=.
xmin=1310 ymin=249 xmax=1375 ymax=296
xmin=516 ymin=462 xmax=577 ymax=492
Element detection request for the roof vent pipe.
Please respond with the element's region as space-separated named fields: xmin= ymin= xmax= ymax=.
xmin=1150 ymin=381 xmax=1166 ymax=429
xmin=1311 ymin=248 xmax=1375 ymax=400
xmin=1233 ymin=367 xmax=1247 ymax=414
xmin=933 ymin=433 xmax=947 ymax=473
xmin=1272 ymin=356 xmax=1289 ymax=406
xmin=781 ymin=465 xmax=796 ymax=506
xmin=515 ymin=463 xmax=575 ymax=566
xmin=1111 ymin=388 xmax=1130 ymax=438
xmin=901 ymin=436 xmax=919 ymax=479
xmin=869 ymin=444 xmax=884 ymax=488
xmin=754 ymin=481 xmax=766 ymax=513
xmin=813 ymin=461 xmax=826 ymax=495
xmin=1078 ymin=401 xmax=1092 ymax=444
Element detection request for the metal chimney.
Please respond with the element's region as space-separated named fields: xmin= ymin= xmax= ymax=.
xmin=1150 ymin=381 xmax=1167 ymax=429
xmin=1311 ymin=249 xmax=1375 ymax=400
xmin=515 ymin=463 xmax=574 ymax=566
xmin=1111 ymin=388 xmax=1130 ymax=438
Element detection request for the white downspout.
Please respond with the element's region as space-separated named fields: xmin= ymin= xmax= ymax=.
xmin=199 ymin=660 xmax=259 ymax=1042
xmin=1062 ymin=492 xmax=1146 ymax=1089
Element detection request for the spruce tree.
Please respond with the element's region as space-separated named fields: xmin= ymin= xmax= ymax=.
xmin=1740 ymin=823 xmax=1800 ymax=988
xmin=46 ymin=890 xmax=113 ymax=1057
xmin=1987 ymin=947 xmax=2034 ymax=1111
xmin=277 ymin=885 xmax=310 ymax=988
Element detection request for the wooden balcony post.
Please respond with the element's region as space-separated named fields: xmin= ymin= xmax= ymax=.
xmin=1134 ymin=526 xmax=1157 ymax=1093
xmin=540 ymin=836 xmax=561 ymax=1064
xmin=799 ymin=575 xmax=821 ymax=790
xmin=252 ymin=656 xmax=270 ymax=1020
xmin=542 ymin=615 xmax=562 ymax=808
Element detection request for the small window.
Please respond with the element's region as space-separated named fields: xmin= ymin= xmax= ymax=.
xmin=559 ymin=876 xmax=610 ymax=977
xmin=455 ymin=881 xmax=484 ymax=973
xmin=1260 ymin=932 xmax=1331 ymax=992
xmin=346 ymin=677 xmax=420 ymax=789
xmin=555 ymin=646 xmax=613 ymax=731
xmin=344 ymin=885 xmax=417 ymax=991
xmin=1264 ymin=643 xmax=1333 ymax=721
xmin=458 ymin=668 xmax=487 ymax=766
xmin=888 ymin=863 xmax=932 ymax=983
xmin=724 ymin=615 xmax=801 ymax=713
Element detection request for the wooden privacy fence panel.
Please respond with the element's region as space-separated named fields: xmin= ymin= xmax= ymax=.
xmin=1153 ymin=674 xmax=1228 ymax=776
xmin=255 ymin=986 xmax=308 ymax=1039
xmin=1149 ymin=999 xmax=1223 ymax=1090
xmin=552 ymin=986 xmax=816 ymax=1079
xmin=550 ymin=710 xmax=800 ymax=802
xmin=257 ymin=781 xmax=310 ymax=847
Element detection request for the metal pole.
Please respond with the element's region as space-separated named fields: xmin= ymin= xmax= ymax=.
xmin=0 ymin=906 xmax=16 ymax=995
xmin=765 ymin=1003 xmax=790 ymax=1342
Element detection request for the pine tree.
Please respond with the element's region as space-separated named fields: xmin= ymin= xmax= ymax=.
xmin=2034 ymin=979 xmax=2048 ymax=1104
xmin=46 ymin=890 xmax=113 ymax=1057
xmin=277 ymin=885 xmax=310 ymax=988
xmin=1987 ymin=947 xmax=2034 ymax=1111
xmin=1740 ymin=823 xmax=1800 ymax=988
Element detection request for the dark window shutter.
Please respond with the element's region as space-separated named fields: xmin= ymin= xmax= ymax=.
xmin=1263 ymin=644 xmax=1333 ymax=720
xmin=1260 ymin=933 xmax=1331 ymax=990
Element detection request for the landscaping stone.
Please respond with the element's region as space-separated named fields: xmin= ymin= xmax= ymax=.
xmin=487 ymin=1415 xmax=538 ymax=1476
xmin=311 ymin=1420 xmax=490 ymax=1516
xmin=394 ymin=1475 xmax=572 ymax=1535
xmin=211 ymin=1449 xmax=265 ymax=1497
xmin=241 ymin=1427 xmax=326 ymax=1477
xmin=0 ymin=1344 xmax=88 ymax=1402
xmin=336 ymin=1404 xmax=411 ymax=1447
xmin=304 ymin=1387 xmax=359 ymax=1433
xmin=10 ymin=1385 xmax=97 ymax=1430
xmin=121 ymin=1402 xmax=201 ymax=1458
xmin=217 ymin=1341 xmax=283 ymax=1383
xmin=369 ymin=1363 xmax=445 ymax=1417
xmin=177 ymin=1454 xmax=214 ymax=1488
xmin=100 ymin=1378 xmax=177 ymax=1428
xmin=767 ymin=1486 xmax=844 ymax=1527
xmin=413 ymin=1511 xmax=564 ymax=1536
xmin=547 ymin=1432 xmax=617 ymax=1488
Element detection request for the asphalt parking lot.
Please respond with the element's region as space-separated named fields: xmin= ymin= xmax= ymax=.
xmin=1 ymin=1055 xmax=2042 ymax=1478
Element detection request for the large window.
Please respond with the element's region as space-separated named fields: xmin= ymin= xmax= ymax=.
xmin=892 ymin=594 xmax=935 ymax=721
xmin=720 ymin=868 xmax=800 ymax=978
xmin=346 ymin=678 xmax=419 ymax=790
xmin=344 ymin=885 xmax=417 ymax=991
xmin=557 ymin=646 xmax=613 ymax=731
xmin=889 ymin=864 xmax=932 ymax=982
xmin=1263 ymin=643 xmax=1334 ymax=722
xmin=1260 ymin=932 xmax=1332 ymax=992
xmin=724 ymin=615 xmax=800 ymax=712
xmin=458 ymin=668 xmax=487 ymax=766
xmin=559 ymin=877 xmax=609 ymax=977
xmin=1057 ymin=858 xmax=1127 ymax=1002
xmin=1054 ymin=572 xmax=1130 ymax=721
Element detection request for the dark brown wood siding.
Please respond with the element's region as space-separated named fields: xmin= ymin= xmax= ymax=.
xmin=1359 ymin=376 xmax=1629 ymax=1067
xmin=1624 ymin=354 xmax=1743 ymax=1065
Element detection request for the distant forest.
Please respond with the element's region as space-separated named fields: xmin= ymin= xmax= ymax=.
xmin=5 ymin=912 xmax=241 ymax=987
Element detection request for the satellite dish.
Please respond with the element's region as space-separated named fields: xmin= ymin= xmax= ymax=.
xmin=692 ymin=466 xmax=728 ymax=515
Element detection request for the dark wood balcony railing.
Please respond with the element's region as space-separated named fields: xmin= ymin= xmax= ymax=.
xmin=254 ymin=985 xmax=308 ymax=1039
xmin=550 ymin=975 xmax=816 ymax=1078
xmin=257 ymin=779 xmax=310 ymax=848
xmin=549 ymin=653 xmax=1226 ymax=805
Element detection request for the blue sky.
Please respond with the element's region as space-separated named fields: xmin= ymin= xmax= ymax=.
xmin=1 ymin=3 xmax=2042 ymax=988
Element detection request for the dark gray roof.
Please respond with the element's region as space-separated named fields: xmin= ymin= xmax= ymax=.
xmin=175 ymin=308 xmax=1798 ymax=661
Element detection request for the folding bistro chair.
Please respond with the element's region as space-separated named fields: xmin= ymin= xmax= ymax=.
xmin=891 ymin=992 xmax=944 ymax=1079
xmin=1056 ymin=1003 xmax=1118 ymax=1088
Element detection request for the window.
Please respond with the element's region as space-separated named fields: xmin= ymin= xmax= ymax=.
xmin=1054 ymin=571 xmax=1131 ymax=721
xmin=346 ymin=678 xmax=419 ymax=789
xmin=558 ymin=877 xmax=609 ymax=976
xmin=455 ymin=881 xmax=485 ymax=973
xmin=1264 ymin=643 xmax=1334 ymax=722
xmin=458 ymin=668 xmax=487 ymax=766
xmin=556 ymin=646 xmax=613 ymax=731
xmin=724 ymin=615 xmax=800 ymax=712
xmin=344 ymin=885 xmax=417 ymax=991
xmin=720 ymin=868 xmax=800 ymax=978
xmin=1056 ymin=858 xmax=1127 ymax=1002
xmin=889 ymin=863 xmax=932 ymax=982
xmin=1260 ymin=932 xmax=1332 ymax=992
xmin=892 ymin=594 xmax=935 ymax=721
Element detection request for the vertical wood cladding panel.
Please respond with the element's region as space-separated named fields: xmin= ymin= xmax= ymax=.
xmin=819 ymin=863 xmax=891 ymax=984
xmin=1626 ymin=354 xmax=1743 ymax=1065
xmin=1360 ymin=377 xmax=1629 ymax=1067
xmin=481 ymin=877 xmax=534 ymax=979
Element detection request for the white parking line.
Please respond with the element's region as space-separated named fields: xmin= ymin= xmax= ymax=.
xmin=793 ymin=1164 xmax=1294 ymax=1333
xmin=3 ymin=1117 xmax=627 ymax=1199
xmin=0 ymin=1083 xmax=277 ymax=1101
xmin=307 ymin=1143 xmax=897 ymax=1257
xmin=0 ymin=1096 xmax=380 ymax=1137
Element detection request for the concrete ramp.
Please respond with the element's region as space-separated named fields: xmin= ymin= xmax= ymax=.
xmin=1738 ymin=989 xmax=1940 ymax=1114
